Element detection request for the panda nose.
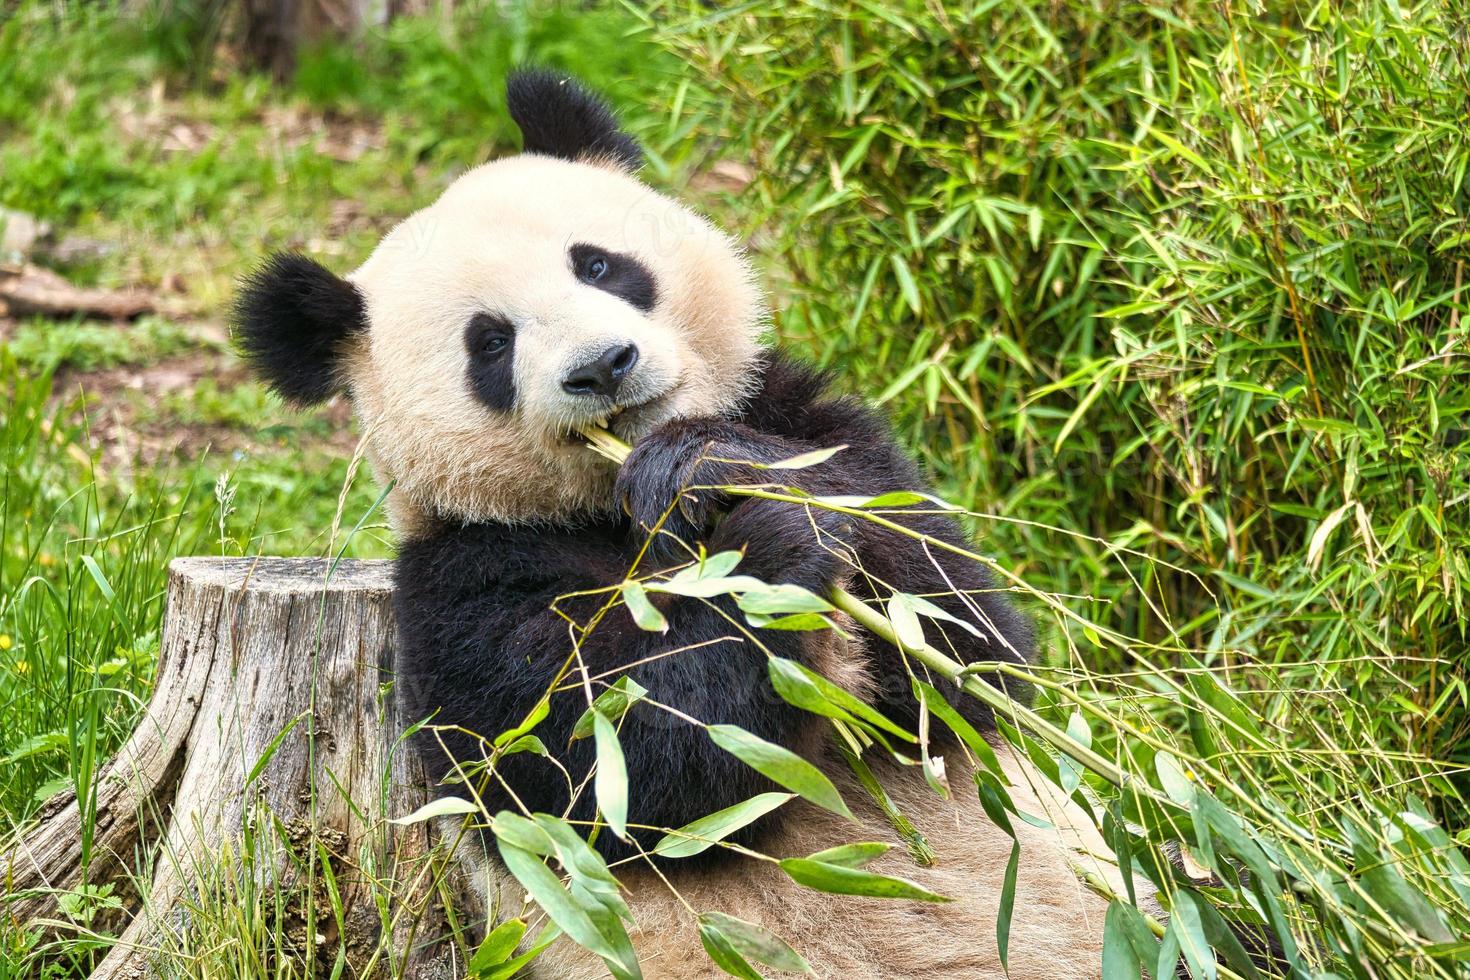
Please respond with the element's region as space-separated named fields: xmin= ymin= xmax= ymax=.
xmin=562 ymin=343 xmax=639 ymax=398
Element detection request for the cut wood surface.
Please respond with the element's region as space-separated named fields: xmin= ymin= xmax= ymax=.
xmin=1 ymin=557 xmax=457 ymax=978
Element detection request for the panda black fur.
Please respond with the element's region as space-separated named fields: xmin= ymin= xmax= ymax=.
xmin=235 ymin=69 xmax=1139 ymax=978
xmin=392 ymin=351 xmax=1035 ymax=863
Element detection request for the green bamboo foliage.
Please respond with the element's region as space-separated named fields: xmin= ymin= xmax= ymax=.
xmin=648 ymin=0 xmax=1469 ymax=672
xmin=627 ymin=0 xmax=1470 ymax=976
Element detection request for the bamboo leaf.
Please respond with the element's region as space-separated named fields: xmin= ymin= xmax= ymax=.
xmin=707 ymin=724 xmax=852 ymax=819
xmin=762 ymin=445 xmax=847 ymax=469
xmin=495 ymin=841 xmax=617 ymax=960
xmin=648 ymin=574 xmax=770 ymax=598
xmin=572 ymin=677 xmax=649 ymax=741
xmin=532 ymin=814 xmax=623 ymax=893
xmin=804 ymin=842 xmax=889 ymax=868
xmin=1169 ymin=890 xmax=1217 ymax=980
xmin=778 ymin=858 xmax=950 ymax=902
xmin=886 ymin=591 xmax=925 ymax=649
xmin=890 ymin=254 xmax=922 ymax=314
xmin=767 ymin=656 xmax=914 ymax=741
xmin=622 ymin=581 xmax=668 ymax=633
xmin=1307 ymin=501 xmax=1354 ymax=569
xmin=491 ymin=810 xmax=555 ymax=856
xmin=1058 ymin=710 xmax=1091 ymax=797
xmin=501 ymin=734 xmax=548 ymax=757
xmin=736 ymin=583 xmax=834 ymax=615
xmin=700 ymin=921 xmax=767 ymax=980
xmin=478 ymin=924 xmax=561 ymax=980
xmin=855 ymin=490 xmax=929 ymax=508
xmin=391 ymin=796 xmax=479 ymax=825
xmin=592 ymin=710 xmax=629 ymax=839
xmin=1154 ymin=752 xmax=1195 ymax=807
xmin=913 ymin=679 xmax=1003 ymax=777
xmin=699 ymin=912 xmax=813 ymax=974
xmin=665 ymin=550 xmax=744 ymax=585
xmin=654 ymin=792 xmax=796 ymax=858
xmin=469 ymin=919 xmax=527 ymax=973
xmin=905 ymin=593 xmax=983 ymax=637
xmin=493 ymin=697 xmax=550 ymax=749
xmin=1102 ymin=901 xmax=1157 ymax=980
xmin=996 ymin=840 xmax=1020 ymax=972
xmin=1188 ymin=889 xmax=1262 ymax=980
xmin=1361 ymin=855 xmax=1455 ymax=942
xmin=745 ymin=611 xmax=834 ymax=631
xmin=574 ymin=880 xmax=643 ymax=980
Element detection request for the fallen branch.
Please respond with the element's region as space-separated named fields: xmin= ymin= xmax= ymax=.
xmin=0 ymin=262 xmax=155 ymax=321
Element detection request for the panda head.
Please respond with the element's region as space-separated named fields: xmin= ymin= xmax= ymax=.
xmin=234 ymin=69 xmax=765 ymax=533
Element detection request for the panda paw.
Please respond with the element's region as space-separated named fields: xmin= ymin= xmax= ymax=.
xmin=613 ymin=418 xmax=763 ymax=560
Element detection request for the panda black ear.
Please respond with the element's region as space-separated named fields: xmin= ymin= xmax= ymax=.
xmin=233 ymin=252 xmax=367 ymax=407
xmin=506 ymin=67 xmax=642 ymax=172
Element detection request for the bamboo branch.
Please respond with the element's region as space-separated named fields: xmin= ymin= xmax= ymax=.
xmin=581 ymin=429 xmax=1153 ymax=801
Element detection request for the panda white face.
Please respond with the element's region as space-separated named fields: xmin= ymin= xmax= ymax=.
xmin=235 ymin=73 xmax=765 ymax=533
xmin=342 ymin=153 xmax=763 ymax=530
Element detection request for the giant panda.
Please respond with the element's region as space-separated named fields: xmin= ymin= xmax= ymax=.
xmin=233 ymin=69 xmax=1137 ymax=979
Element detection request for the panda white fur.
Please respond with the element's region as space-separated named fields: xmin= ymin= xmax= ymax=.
xmin=234 ymin=69 xmax=1140 ymax=979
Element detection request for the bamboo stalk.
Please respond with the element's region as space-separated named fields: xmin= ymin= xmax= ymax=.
xmin=582 ymin=429 xmax=1147 ymax=798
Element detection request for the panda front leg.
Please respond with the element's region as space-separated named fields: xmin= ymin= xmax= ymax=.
xmin=613 ymin=416 xmax=856 ymax=574
xmin=616 ymin=415 xmax=1042 ymax=729
xmin=395 ymin=510 xmax=851 ymax=868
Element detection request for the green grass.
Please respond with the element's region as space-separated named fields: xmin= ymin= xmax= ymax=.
xmin=0 ymin=354 xmax=389 ymax=817
xmin=5 ymin=317 xmax=199 ymax=373
xmin=0 ymin=2 xmax=675 ymax=974
xmin=0 ymin=0 xmax=676 ymax=829
xmin=2 ymin=0 xmax=1468 ymax=976
xmin=0 ymin=0 xmax=677 ymax=304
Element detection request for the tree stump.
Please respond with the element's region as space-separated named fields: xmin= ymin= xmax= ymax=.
xmin=2 ymin=557 xmax=457 ymax=978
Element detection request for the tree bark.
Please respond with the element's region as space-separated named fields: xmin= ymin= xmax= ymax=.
xmin=239 ymin=0 xmax=383 ymax=79
xmin=1 ymin=557 xmax=457 ymax=979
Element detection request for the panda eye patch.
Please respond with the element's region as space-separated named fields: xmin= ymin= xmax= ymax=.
xmin=464 ymin=313 xmax=516 ymax=412
xmin=569 ymin=243 xmax=657 ymax=312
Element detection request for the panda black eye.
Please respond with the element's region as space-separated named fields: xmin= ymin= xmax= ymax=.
xmin=466 ymin=313 xmax=513 ymax=362
xmin=569 ymin=243 xmax=657 ymax=312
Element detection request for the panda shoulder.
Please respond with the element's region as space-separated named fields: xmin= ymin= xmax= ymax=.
xmin=743 ymin=350 xmax=890 ymax=447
